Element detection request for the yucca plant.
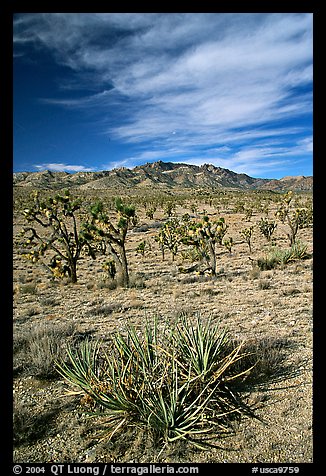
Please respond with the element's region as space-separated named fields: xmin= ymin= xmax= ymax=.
xmin=56 ymin=315 xmax=260 ymax=449
xmin=277 ymin=241 xmax=310 ymax=264
xmin=256 ymin=242 xmax=310 ymax=270
xmin=140 ymin=357 xmax=236 ymax=448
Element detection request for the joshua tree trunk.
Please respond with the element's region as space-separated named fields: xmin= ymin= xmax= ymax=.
xmin=207 ymin=242 xmax=217 ymax=276
xmin=120 ymin=244 xmax=130 ymax=287
xmin=69 ymin=259 xmax=78 ymax=283
xmin=106 ymin=241 xmax=130 ymax=287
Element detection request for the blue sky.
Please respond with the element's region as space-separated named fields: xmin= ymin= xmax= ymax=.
xmin=13 ymin=13 xmax=313 ymax=179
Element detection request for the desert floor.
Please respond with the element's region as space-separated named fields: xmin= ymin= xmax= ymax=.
xmin=13 ymin=191 xmax=313 ymax=464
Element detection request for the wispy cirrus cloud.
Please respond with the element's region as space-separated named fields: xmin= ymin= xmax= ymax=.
xmin=14 ymin=13 xmax=313 ymax=177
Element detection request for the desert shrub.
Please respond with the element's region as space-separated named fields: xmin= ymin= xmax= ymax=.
xmin=281 ymin=287 xmax=301 ymax=296
xmin=228 ymin=336 xmax=300 ymax=391
xmin=13 ymin=400 xmax=62 ymax=446
xmin=258 ymin=279 xmax=271 ymax=290
xmin=256 ymin=255 xmax=280 ymax=271
xmin=128 ymin=272 xmax=146 ymax=289
xmin=56 ymin=314 xmax=267 ymax=449
xmin=39 ymin=296 xmax=59 ymax=307
xmin=85 ymin=303 xmax=118 ymax=317
xmin=256 ymin=242 xmax=310 ymax=270
xmin=19 ymin=282 xmax=38 ymax=295
xmin=23 ymin=306 xmax=39 ymax=317
xmin=13 ymin=401 xmax=43 ymax=445
xmin=96 ymin=278 xmax=118 ymax=290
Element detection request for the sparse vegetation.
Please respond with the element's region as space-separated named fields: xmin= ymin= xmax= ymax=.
xmin=13 ymin=183 xmax=313 ymax=463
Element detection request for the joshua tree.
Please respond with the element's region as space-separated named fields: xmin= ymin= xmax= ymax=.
xmin=180 ymin=216 xmax=228 ymax=275
xmin=20 ymin=190 xmax=94 ymax=283
xmin=223 ymin=237 xmax=233 ymax=254
xmin=164 ymin=201 xmax=176 ymax=218
xmin=155 ymin=218 xmax=181 ymax=261
xmin=240 ymin=226 xmax=254 ymax=253
xmin=145 ymin=206 xmax=157 ymax=220
xmin=275 ymin=191 xmax=313 ymax=245
xmin=258 ymin=217 xmax=277 ymax=243
xmin=87 ymin=197 xmax=136 ymax=287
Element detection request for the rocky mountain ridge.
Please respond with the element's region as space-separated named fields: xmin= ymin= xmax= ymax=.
xmin=13 ymin=161 xmax=313 ymax=192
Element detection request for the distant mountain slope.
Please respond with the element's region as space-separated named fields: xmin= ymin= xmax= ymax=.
xmin=13 ymin=161 xmax=313 ymax=192
xmin=258 ymin=175 xmax=313 ymax=192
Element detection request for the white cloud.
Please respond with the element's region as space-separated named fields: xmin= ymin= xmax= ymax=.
xmin=34 ymin=163 xmax=95 ymax=172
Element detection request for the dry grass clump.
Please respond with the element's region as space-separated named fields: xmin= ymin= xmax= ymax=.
xmin=14 ymin=321 xmax=77 ymax=379
xmin=229 ymin=336 xmax=299 ymax=390
xmin=19 ymin=282 xmax=38 ymax=295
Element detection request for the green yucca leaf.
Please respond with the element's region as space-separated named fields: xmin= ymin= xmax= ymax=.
xmin=55 ymin=339 xmax=101 ymax=393
xmin=173 ymin=314 xmax=229 ymax=381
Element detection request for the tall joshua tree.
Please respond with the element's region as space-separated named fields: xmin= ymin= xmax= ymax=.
xmin=87 ymin=198 xmax=136 ymax=287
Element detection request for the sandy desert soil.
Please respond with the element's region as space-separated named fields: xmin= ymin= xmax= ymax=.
xmin=12 ymin=189 xmax=313 ymax=464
